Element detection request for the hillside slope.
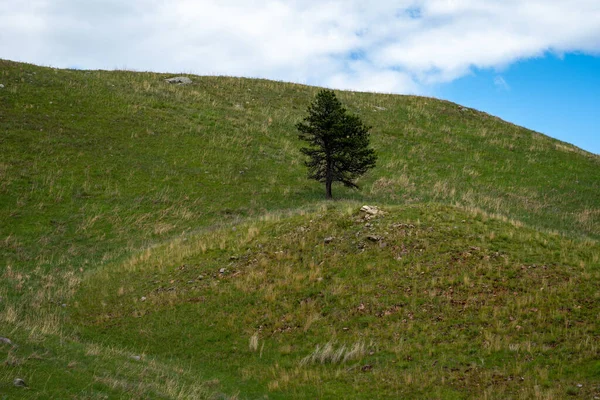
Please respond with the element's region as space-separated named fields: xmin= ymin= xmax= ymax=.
xmin=73 ymin=204 xmax=600 ymax=399
xmin=0 ymin=59 xmax=599 ymax=398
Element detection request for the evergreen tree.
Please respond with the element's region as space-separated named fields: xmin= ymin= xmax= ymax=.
xmin=297 ymin=90 xmax=377 ymax=199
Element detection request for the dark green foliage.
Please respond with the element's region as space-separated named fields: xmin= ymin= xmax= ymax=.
xmin=297 ymin=90 xmax=377 ymax=199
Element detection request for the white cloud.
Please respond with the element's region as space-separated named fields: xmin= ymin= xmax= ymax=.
xmin=1 ymin=0 xmax=599 ymax=94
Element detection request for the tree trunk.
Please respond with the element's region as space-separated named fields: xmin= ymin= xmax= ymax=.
xmin=326 ymin=178 xmax=333 ymax=199
xmin=325 ymin=156 xmax=333 ymax=200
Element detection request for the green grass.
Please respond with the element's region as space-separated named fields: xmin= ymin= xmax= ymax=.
xmin=72 ymin=204 xmax=600 ymax=399
xmin=1 ymin=59 xmax=599 ymax=398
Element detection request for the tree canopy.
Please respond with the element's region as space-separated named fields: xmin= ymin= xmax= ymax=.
xmin=297 ymin=90 xmax=376 ymax=199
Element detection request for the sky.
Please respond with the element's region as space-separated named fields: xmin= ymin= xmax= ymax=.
xmin=1 ymin=0 xmax=599 ymax=154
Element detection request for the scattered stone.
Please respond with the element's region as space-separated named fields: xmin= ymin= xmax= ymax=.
xmin=140 ymin=296 xmax=147 ymax=302
xmin=197 ymin=275 xmax=204 ymax=280
xmin=324 ymin=237 xmax=335 ymax=244
xmin=576 ymin=383 xmax=583 ymax=388
xmin=61 ymin=304 xmax=67 ymax=308
xmin=0 ymin=84 xmax=4 ymax=89
xmin=367 ymin=235 xmax=382 ymax=242
xmin=219 ymin=268 xmax=226 ymax=274
xmin=0 ymin=337 xmax=14 ymax=346
xmin=164 ymin=76 xmax=192 ymax=85
xmin=130 ymin=355 xmax=141 ymax=361
xmin=373 ymin=106 xmax=386 ymax=111
xmin=13 ymin=378 xmax=27 ymax=388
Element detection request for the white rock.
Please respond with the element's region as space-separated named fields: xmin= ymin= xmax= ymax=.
xmin=360 ymin=205 xmax=379 ymax=215
xmin=164 ymin=76 xmax=192 ymax=85
xmin=0 ymin=337 xmax=14 ymax=346
xmin=367 ymin=235 xmax=382 ymax=242
xmin=14 ymin=378 xmax=27 ymax=387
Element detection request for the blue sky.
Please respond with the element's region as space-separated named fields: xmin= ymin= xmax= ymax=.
xmin=1 ymin=0 xmax=599 ymax=154
xmin=435 ymin=54 xmax=600 ymax=154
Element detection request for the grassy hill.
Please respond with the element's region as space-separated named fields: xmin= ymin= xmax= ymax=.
xmin=0 ymin=59 xmax=599 ymax=399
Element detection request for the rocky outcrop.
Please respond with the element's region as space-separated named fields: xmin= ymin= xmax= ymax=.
xmin=164 ymin=76 xmax=192 ymax=85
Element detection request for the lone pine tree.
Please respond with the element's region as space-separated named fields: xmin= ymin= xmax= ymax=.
xmin=297 ymin=90 xmax=377 ymax=199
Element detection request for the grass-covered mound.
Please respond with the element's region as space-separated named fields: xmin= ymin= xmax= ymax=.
xmin=73 ymin=204 xmax=600 ymax=399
